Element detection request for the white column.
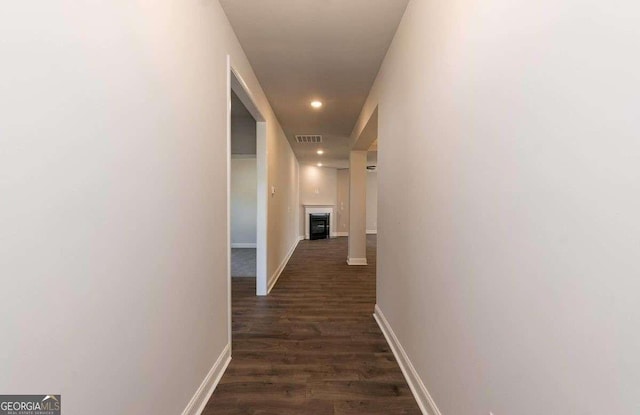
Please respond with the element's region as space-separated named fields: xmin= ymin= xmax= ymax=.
xmin=348 ymin=150 xmax=367 ymax=265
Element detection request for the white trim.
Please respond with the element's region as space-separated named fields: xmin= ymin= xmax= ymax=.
xmin=225 ymin=55 xmax=232 ymax=350
xmin=231 ymin=154 xmax=257 ymax=159
xmin=230 ymin=67 xmax=265 ymax=122
xmin=231 ymin=243 xmax=257 ymax=249
xmin=228 ymin=62 xmax=268 ymax=297
xmin=255 ymin=121 xmax=268 ymax=295
xmin=181 ymin=344 xmax=231 ymax=415
xmin=335 ymin=232 xmax=349 ymax=237
xmin=366 ymin=230 xmax=378 ymax=235
xmin=347 ymin=257 xmax=368 ymax=266
xmin=373 ymin=305 xmax=442 ymax=415
xmin=267 ymin=237 xmax=300 ymax=293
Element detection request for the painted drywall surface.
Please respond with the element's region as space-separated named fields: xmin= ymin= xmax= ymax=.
xmin=0 ymin=1 xmax=298 ymax=414
xmin=336 ymin=169 xmax=350 ymax=234
xmin=348 ymin=151 xmax=368 ymax=261
xmin=266 ymin=118 xmax=300 ymax=283
xmin=298 ymin=165 xmax=338 ymax=236
xmin=357 ymin=0 xmax=640 ymax=413
xmin=231 ymin=116 xmax=257 ymax=155
xmin=231 ymin=93 xmax=257 ymax=155
xmin=334 ymin=169 xmax=376 ymax=235
xmin=366 ymin=171 xmax=378 ymax=232
xmin=231 ymin=158 xmax=257 ymax=245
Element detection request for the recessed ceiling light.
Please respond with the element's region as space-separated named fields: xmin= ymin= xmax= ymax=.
xmin=310 ymin=100 xmax=323 ymax=109
xmin=317 ymin=149 xmax=324 ymax=155
xmin=317 ymin=162 xmax=323 ymax=167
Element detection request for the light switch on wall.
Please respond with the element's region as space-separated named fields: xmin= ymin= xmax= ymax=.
xmin=271 ymin=186 xmax=276 ymax=196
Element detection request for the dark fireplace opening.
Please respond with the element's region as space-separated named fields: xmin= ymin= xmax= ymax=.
xmin=309 ymin=213 xmax=330 ymax=240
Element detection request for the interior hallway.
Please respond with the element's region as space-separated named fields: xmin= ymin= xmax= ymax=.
xmin=204 ymin=236 xmax=420 ymax=415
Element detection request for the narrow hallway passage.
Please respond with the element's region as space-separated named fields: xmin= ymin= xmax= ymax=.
xmin=204 ymin=236 xmax=420 ymax=415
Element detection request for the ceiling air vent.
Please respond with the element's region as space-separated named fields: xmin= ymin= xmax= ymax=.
xmin=295 ymin=135 xmax=322 ymax=144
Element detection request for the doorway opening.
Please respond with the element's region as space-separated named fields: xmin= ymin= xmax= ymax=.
xmin=227 ymin=61 xmax=268 ymax=317
xmin=230 ymin=90 xmax=258 ymax=278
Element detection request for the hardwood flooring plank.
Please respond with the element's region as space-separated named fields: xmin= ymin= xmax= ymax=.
xmin=335 ymin=399 xmax=422 ymax=415
xmin=203 ymin=399 xmax=335 ymax=415
xmin=203 ymin=236 xmax=421 ymax=414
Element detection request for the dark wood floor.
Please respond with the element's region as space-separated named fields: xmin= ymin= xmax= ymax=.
xmin=203 ymin=236 xmax=421 ymax=415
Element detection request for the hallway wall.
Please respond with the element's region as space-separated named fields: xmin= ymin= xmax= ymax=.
xmin=0 ymin=1 xmax=298 ymax=414
xmin=336 ymin=169 xmax=350 ymax=235
xmin=366 ymin=170 xmax=378 ymax=233
xmin=356 ymin=0 xmax=640 ymax=414
xmin=268 ymin=123 xmax=300 ymax=285
xmin=230 ymin=96 xmax=258 ymax=155
xmin=231 ymin=157 xmax=257 ymax=246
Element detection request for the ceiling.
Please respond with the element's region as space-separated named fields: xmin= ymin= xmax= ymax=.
xmin=219 ymin=0 xmax=409 ymax=167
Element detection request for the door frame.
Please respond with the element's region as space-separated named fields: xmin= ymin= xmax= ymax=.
xmin=226 ymin=55 xmax=269 ymax=346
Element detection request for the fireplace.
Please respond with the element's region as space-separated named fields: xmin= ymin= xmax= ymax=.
xmin=303 ymin=205 xmax=334 ymax=240
xmin=309 ymin=213 xmax=330 ymax=240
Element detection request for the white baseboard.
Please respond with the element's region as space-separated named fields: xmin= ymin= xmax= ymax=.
xmin=181 ymin=344 xmax=231 ymax=415
xmin=267 ymin=237 xmax=300 ymax=293
xmin=303 ymin=235 xmax=343 ymax=239
xmin=373 ymin=305 xmax=441 ymax=415
xmin=230 ymin=154 xmax=257 ymax=159
xmin=366 ymin=230 xmax=377 ymax=235
xmin=231 ymin=243 xmax=257 ymax=248
xmin=347 ymin=257 xmax=368 ymax=266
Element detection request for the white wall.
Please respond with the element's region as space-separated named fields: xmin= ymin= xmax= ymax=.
xmin=366 ymin=170 xmax=378 ymax=233
xmin=299 ymin=167 xmax=375 ymax=236
xmin=348 ymin=151 xmax=369 ymax=262
xmin=355 ymin=0 xmax=640 ymax=413
xmin=333 ymin=168 xmax=377 ymax=235
xmin=0 ymin=1 xmax=298 ymax=414
xmin=298 ymin=165 xmax=338 ymax=236
xmin=267 ymin=126 xmax=300 ymax=285
xmin=231 ymin=116 xmax=257 ymax=154
xmin=231 ymin=94 xmax=257 ymax=155
xmin=336 ymin=169 xmax=350 ymax=234
xmin=231 ymin=158 xmax=257 ymax=246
